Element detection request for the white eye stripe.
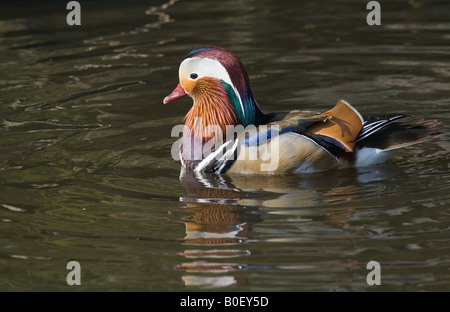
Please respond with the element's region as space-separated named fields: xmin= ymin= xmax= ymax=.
xmin=180 ymin=57 xmax=231 ymax=84
xmin=179 ymin=57 xmax=245 ymax=118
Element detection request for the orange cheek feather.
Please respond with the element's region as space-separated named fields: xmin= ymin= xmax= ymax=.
xmin=180 ymin=78 xmax=196 ymax=95
xmin=183 ymin=78 xmax=238 ymax=142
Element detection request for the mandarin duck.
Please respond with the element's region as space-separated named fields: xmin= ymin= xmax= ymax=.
xmin=164 ymin=45 xmax=442 ymax=175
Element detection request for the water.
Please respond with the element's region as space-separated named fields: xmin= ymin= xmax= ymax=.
xmin=0 ymin=0 xmax=449 ymax=291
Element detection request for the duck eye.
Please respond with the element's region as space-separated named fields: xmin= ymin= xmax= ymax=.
xmin=190 ymin=73 xmax=198 ymax=80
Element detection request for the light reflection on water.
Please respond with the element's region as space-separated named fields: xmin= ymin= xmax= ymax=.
xmin=0 ymin=0 xmax=449 ymax=291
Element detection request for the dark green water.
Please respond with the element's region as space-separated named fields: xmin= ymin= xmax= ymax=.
xmin=0 ymin=0 xmax=449 ymax=291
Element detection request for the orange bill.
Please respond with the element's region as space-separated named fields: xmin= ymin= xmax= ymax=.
xmin=163 ymin=83 xmax=187 ymax=104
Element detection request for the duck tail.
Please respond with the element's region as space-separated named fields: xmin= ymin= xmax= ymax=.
xmin=353 ymin=114 xmax=443 ymax=166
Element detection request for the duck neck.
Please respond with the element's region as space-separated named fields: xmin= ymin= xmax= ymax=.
xmin=221 ymin=81 xmax=266 ymax=126
xmin=184 ymin=83 xmax=238 ymax=143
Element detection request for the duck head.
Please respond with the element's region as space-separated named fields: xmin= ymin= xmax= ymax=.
xmin=164 ymin=45 xmax=265 ymax=141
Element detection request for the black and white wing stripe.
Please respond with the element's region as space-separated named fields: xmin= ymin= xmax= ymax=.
xmin=355 ymin=114 xmax=407 ymax=143
xmin=194 ymin=139 xmax=239 ymax=174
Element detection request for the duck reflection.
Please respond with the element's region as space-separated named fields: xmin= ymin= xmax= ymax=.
xmin=176 ymin=169 xmax=254 ymax=287
xmin=179 ymin=170 xmax=256 ymax=246
xmin=176 ymin=164 xmax=401 ymax=288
